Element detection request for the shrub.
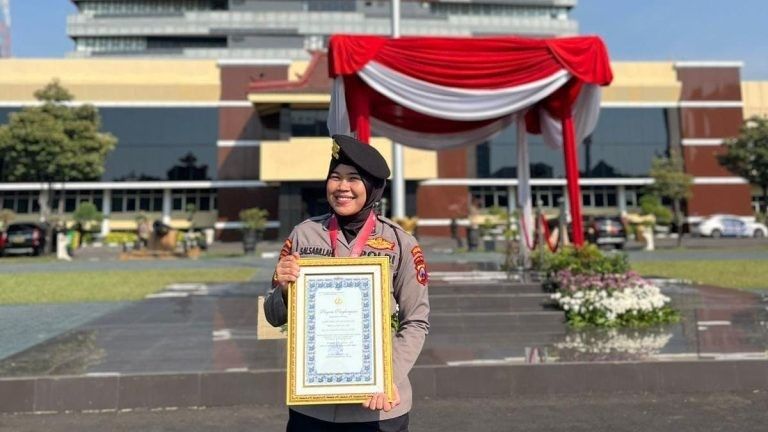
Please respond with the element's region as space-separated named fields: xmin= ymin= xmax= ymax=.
xmin=533 ymin=244 xmax=629 ymax=277
xmin=104 ymin=231 xmax=138 ymax=244
xmin=639 ymin=194 xmax=673 ymax=226
xmin=239 ymin=207 xmax=269 ymax=232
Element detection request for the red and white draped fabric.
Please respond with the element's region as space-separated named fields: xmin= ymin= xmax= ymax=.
xmin=326 ymin=35 xmax=613 ymax=246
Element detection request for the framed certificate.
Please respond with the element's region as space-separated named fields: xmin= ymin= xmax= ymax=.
xmin=287 ymin=256 xmax=394 ymax=405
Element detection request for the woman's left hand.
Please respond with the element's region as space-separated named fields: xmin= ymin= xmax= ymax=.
xmin=362 ymin=384 xmax=400 ymax=412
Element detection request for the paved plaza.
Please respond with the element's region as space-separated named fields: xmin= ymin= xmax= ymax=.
xmin=1 ymin=237 xmax=768 ymax=416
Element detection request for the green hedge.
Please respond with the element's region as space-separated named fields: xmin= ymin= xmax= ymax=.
xmin=104 ymin=232 xmax=138 ymax=244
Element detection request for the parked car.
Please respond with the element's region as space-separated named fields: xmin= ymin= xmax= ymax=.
xmin=1 ymin=222 xmax=47 ymax=256
xmin=586 ymin=215 xmax=628 ymax=249
xmin=548 ymin=215 xmax=628 ymax=249
xmin=694 ymin=214 xmax=767 ymax=238
xmin=745 ymin=220 xmax=768 ymax=238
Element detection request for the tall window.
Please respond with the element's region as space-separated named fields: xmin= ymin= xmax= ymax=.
xmin=171 ymin=189 xmax=217 ymax=212
xmin=0 ymin=191 xmax=40 ymax=214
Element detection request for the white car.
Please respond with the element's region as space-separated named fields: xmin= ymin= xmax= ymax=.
xmin=695 ymin=214 xmax=767 ymax=238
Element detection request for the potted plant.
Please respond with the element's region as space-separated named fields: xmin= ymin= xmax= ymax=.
xmin=240 ymin=207 xmax=269 ymax=254
xmin=72 ymin=202 xmax=103 ymax=247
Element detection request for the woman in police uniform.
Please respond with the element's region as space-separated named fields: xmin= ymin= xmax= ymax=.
xmin=264 ymin=134 xmax=430 ymax=432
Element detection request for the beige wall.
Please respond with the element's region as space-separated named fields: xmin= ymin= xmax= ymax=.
xmin=602 ymin=62 xmax=681 ymax=103
xmin=0 ymin=59 xmax=220 ymax=102
xmin=260 ymin=137 xmax=438 ymax=181
xmin=742 ymin=81 xmax=768 ymax=119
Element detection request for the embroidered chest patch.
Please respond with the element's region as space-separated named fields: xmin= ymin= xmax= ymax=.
xmin=366 ymin=236 xmax=395 ymax=251
xmin=411 ymin=245 xmax=428 ymax=285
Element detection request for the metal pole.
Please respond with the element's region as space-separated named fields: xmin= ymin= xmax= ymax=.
xmin=391 ymin=0 xmax=406 ymax=218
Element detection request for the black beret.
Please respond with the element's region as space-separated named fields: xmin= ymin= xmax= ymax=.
xmin=331 ymin=134 xmax=391 ymax=181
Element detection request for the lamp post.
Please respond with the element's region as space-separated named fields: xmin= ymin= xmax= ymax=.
xmin=390 ymin=0 xmax=406 ymax=219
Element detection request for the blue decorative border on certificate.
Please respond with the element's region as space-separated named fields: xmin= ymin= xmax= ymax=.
xmin=305 ymin=276 xmax=373 ymax=385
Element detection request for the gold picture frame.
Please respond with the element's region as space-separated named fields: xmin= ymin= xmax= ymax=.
xmin=287 ymin=256 xmax=394 ymax=405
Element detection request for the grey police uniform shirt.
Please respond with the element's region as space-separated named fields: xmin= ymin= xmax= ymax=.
xmin=263 ymin=213 xmax=430 ymax=423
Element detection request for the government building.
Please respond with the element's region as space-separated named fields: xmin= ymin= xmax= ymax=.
xmin=0 ymin=1 xmax=766 ymax=240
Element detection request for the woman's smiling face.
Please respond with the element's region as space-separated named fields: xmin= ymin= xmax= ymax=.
xmin=326 ymin=164 xmax=367 ymax=216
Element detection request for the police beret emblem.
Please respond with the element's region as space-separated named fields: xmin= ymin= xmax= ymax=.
xmin=332 ymin=139 xmax=340 ymax=160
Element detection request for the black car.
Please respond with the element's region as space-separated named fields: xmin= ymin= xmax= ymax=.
xmin=548 ymin=215 xmax=627 ymax=249
xmin=1 ymin=222 xmax=47 ymax=256
xmin=585 ymin=215 xmax=627 ymax=249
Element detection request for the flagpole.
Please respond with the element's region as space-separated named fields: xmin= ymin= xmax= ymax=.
xmin=391 ymin=0 xmax=406 ymax=220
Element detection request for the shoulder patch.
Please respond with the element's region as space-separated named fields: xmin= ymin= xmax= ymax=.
xmin=279 ymin=238 xmax=292 ymax=259
xmin=366 ymin=236 xmax=395 ymax=251
xmin=411 ymin=245 xmax=428 ymax=286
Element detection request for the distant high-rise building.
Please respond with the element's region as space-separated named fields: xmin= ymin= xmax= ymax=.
xmin=0 ymin=0 xmax=10 ymax=57
xmin=66 ymin=0 xmax=577 ymax=60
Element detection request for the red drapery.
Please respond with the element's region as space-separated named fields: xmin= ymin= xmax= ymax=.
xmin=328 ymin=35 xmax=613 ymax=246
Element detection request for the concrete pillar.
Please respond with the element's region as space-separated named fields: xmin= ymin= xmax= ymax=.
xmin=38 ymin=189 xmax=49 ymax=223
xmin=162 ymin=188 xmax=172 ymax=224
xmin=101 ymin=189 xmax=111 ymax=237
xmin=617 ymin=185 xmax=627 ymax=214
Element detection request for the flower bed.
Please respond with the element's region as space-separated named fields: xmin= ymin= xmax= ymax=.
xmin=536 ymin=245 xmax=679 ymax=327
xmin=550 ymin=270 xmax=677 ymax=327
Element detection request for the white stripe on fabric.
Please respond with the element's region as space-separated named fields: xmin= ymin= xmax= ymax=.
xmin=327 ymin=77 xmax=352 ymax=137
xmin=369 ymin=115 xmax=515 ymax=151
xmin=358 ymin=61 xmax=571 ymax=121
xmin=539 ymin=84 xmax=602 ymax=149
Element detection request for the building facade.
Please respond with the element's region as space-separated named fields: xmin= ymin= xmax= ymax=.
xmin=0 ymin=56 xmax=763 ymax=240
xmin=66 ymin=0 xmax=577 ymax=59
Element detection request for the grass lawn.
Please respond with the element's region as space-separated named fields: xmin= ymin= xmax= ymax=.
xmin=0 ymin=267 xmax=256 ymax=305
xmin=632 ymin=260 xmax=768 ymax=290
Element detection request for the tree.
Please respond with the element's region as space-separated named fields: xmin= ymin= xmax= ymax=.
xmin=649 ymin=150 xmax=692 ymax=247
xmin=73 ymin=202 xmax=104 ymax=230
xmin=718 ymin=116 xmax=768 ymax=219
xmin=239 ymin=207 xmax=269 ymax=254
xmin=0 ymin=79 xmax=117 ymax=224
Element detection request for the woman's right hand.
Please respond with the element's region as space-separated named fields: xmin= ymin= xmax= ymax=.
xmin=275 ymin=252 xmax=301 ymax=293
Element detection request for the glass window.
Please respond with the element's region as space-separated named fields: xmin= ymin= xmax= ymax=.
xmin=65 ymin=198 xmax=77 ymax=212
xmin=290 ymin=109 xmax=330 ymax=137
xmin=17 ymin=198 xmax=29 ymax=214
xmin=594 ymin=192 xmax=604 ymax=207
xmin=199 ymin=196 xmax=210 ymax=211
xmin=100 ymin=108 xmax=217 ymax=182
xmin=111 ymin=195 xmax=124 ymax=212
xmin=476 ymin=108 xmax=671 ymax=180
xmin=139 ymin=197 xmax=151 ymax=211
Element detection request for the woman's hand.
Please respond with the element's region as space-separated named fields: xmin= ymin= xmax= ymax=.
xmin=362 ymin=384 xmax=400 ymax=412
xmin=275 ymin=252 xmax=301 ymax=293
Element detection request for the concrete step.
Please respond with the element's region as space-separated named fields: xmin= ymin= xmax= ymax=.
xmin=424 ymin=331 xmax=567 ymax=348
xmin=428 ymin=282 xmax=544 ymax=295
xmin=430 ymin=311 xmax=566 ymax=334
xmin=429 ymin=293 xmax=556 ymax=313
xmin=5 ymin=359 xmax=768 ymax=413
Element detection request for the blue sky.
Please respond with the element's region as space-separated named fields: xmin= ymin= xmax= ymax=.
xmin=9 ymin=0 xmax=768 ymax=79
